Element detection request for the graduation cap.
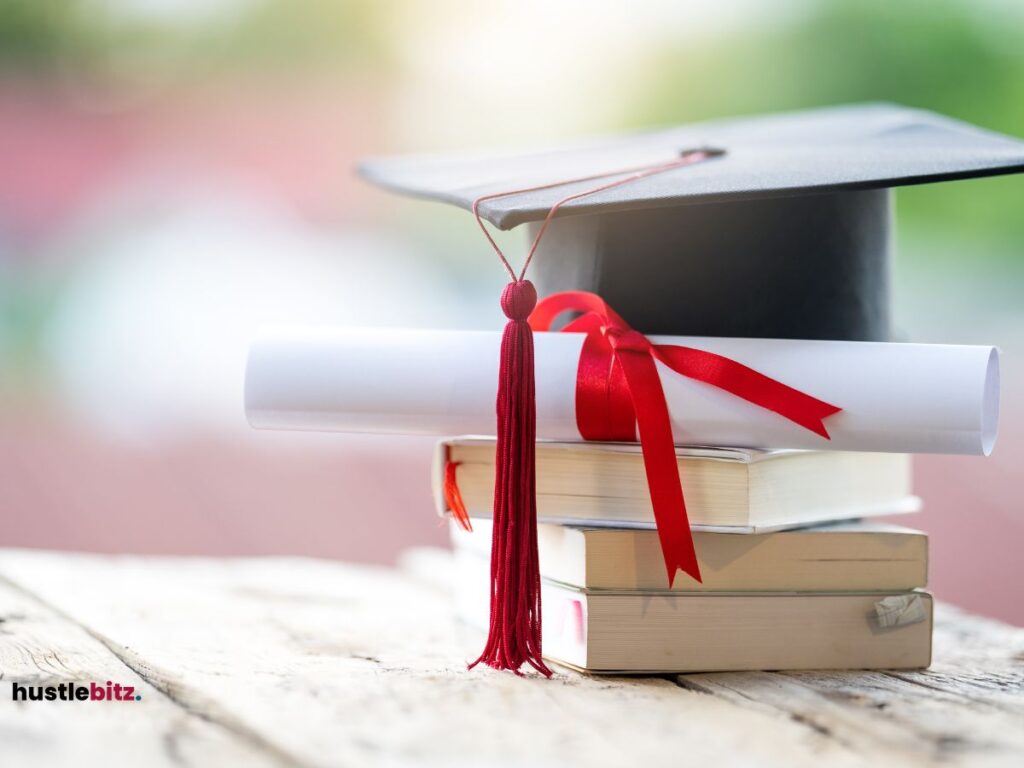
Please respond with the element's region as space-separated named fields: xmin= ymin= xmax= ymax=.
xmin=360 ymin=103 xmax=1024 ymax=341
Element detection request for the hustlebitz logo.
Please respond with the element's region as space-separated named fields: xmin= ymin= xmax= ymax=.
xmin=12 ymin=681 xmax=142 ymax=702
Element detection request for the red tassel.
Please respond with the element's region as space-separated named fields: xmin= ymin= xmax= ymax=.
xmin=469 ymin=280 xmax=552 ymax=677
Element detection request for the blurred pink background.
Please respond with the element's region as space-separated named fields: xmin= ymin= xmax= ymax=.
xmin=2 ymin=1 xmax=1022 ymax=625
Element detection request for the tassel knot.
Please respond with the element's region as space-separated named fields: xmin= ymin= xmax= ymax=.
xmin=500 ymin=280 xmax=537 ymax=321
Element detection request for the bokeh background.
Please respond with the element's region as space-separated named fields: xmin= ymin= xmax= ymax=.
xmin=1 ymin=0 xmax=1022 ymax=622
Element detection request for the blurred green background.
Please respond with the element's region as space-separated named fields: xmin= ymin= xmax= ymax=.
xmin=1 ymin=0 xmax=1022 ymax=621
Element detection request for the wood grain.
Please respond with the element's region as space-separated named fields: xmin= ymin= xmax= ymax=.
xmin=0 ymin=572 xmax=285 ymax=767
xmin=0 ymin=548 xmax=1021 ymax=767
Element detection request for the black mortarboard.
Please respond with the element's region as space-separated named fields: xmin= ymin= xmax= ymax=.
xmin=360 ymin=104 xmax=1024 ymax=341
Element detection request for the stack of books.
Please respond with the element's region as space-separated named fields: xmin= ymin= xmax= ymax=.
xmin=438 ymin=438 xmax=932 ymax=673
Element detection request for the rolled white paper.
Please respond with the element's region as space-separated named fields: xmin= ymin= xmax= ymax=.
xmin=245 ymin=326 xmax=999 ymax=456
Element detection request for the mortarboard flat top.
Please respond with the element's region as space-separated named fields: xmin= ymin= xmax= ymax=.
xmin=359 ymin=103 xmax=1024 ymax=230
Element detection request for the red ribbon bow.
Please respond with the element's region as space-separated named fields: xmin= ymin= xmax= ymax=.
xmin=529 ymin=291 xmax=842 ymax=586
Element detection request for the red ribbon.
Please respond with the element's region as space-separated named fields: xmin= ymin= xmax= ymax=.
xmin=529 ymin=291 xmax=842 ymax=586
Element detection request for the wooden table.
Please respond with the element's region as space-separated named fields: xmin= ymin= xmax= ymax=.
xmin=1 ymin=549 xmax=1021 ymax=767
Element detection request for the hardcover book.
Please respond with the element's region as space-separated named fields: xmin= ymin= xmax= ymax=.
xmin=452 ymin=547 xmax=932 ymax=673
xmin=436 ymin=438 xmax=917 ymax=532
xmin=453 ymin=520 xmax=928 ymax=592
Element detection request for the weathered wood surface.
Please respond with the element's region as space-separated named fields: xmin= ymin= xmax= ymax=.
xmin=0 ymin=548 xmax=1021 ymax=768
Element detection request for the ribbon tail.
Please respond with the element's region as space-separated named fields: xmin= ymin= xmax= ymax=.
xmin=614 ymin=349 xmax=701 ymax=586
xmin=653 ymin=345 xmax=842 ymax=439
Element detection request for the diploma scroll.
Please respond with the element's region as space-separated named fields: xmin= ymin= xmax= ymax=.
xmin=245 ymin=327 xmax=999 ymax=456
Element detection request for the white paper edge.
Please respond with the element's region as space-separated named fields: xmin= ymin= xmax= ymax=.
xmin=982 ymin=346 xmax=1000 ymax=456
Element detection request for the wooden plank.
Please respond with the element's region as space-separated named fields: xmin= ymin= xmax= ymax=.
xmin=890 ymin=605 xmax=1024 ymax=711
xmin=1 ymin=549 xmax=1022 ymax=767
xmin=0 ymin=550 xmax=855 ymax=768
xmin=675 ymin=603 xmax=1024 ymax=766
xmin=0 ymin=573 xmax=288 ymax=767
